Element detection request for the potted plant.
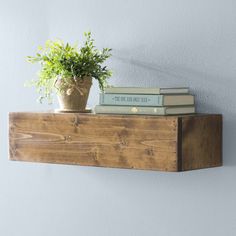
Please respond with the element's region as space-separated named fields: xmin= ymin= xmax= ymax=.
xmin=27 ymin=32 xmax=112 ymax=112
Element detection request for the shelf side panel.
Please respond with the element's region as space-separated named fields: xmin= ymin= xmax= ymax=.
xmin=181 ymin=115 xmax=222 ymax=171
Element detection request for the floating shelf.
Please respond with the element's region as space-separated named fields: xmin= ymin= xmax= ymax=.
xmin=9 ymin=112 xmax=222 ymax=172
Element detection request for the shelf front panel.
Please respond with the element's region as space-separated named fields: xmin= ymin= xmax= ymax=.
xmin=9 ymin=113 xmax=179 ymax=171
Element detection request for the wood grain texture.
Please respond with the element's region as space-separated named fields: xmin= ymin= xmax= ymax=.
xmin=9 ymin=112 xmax=178 ymax=171
xmin=9 ymin=112 xmax=222 ymax=172
xmin=181 ymin=114 xmax=222 ymax=171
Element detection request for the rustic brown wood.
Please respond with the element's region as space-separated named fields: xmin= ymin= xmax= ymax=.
xmin=9 ymin=112 xmax=222 ymax=172
xmin=181 ymin=115 xmax=222 ymax=171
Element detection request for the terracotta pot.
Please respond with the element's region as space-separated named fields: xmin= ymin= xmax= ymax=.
xmin=56 ymin=76 xmax=92 ymax=112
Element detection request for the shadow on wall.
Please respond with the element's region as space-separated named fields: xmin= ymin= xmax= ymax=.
xmin=112 ymin=51 xmax=236 ymax=167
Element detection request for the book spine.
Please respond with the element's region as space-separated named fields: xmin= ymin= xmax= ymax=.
xmin=104 ymin=87 xmax=160 ymax=94
xmin=95 ymin=105 xmax=166 ymax=115
xmin=104 ymin=87 xmax=189 ymax=94
xmin=99 ymin=93 xmax=164 ymax=106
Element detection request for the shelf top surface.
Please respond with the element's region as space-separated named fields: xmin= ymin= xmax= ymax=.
xmin=9 ymin=111 xmax=222 ymax=119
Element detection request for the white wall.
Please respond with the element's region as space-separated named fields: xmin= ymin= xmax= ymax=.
xmin=1 ymin=0 xmax=236 ymax=235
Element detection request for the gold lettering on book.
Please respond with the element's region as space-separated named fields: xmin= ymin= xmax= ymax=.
xmin=131 ymin=107 xmax=138 ymax=113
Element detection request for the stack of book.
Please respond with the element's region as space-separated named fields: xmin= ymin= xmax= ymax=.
xmin=94 ymin=87 xmax=195 ymax=115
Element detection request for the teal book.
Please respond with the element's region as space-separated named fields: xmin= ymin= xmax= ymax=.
xmin=99 ymin=93 xmax=194 ymax=106
xmin=95 ymin=105 xmax=195 ymax=115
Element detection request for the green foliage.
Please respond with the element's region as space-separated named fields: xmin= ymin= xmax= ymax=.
xmin=27 ymin=32 xmax=112 ymax=103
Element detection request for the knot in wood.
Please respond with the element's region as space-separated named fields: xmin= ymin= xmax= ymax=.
xmin=65 ymin=135 xmax=72 ymax=142
xmin=117 ymin=130 xmax=128 ymax=147
xmin=146 ymin=148 xmax=154 ymax=156
xmin=73 ymin=116 xmax=80 ymax=127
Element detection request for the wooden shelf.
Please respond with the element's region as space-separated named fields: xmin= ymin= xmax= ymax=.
xmin=9 ymin=112 xmax=222 ymax=172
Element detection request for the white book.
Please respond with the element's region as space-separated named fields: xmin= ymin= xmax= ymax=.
xmin=104 ymin=86 xmax=189 ymax=94
xmin=94 ymin=105 xmax=195 ymax=115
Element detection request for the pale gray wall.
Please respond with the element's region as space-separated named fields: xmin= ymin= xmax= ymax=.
xmin=1 ymin=0 xmax=236 ymax=235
